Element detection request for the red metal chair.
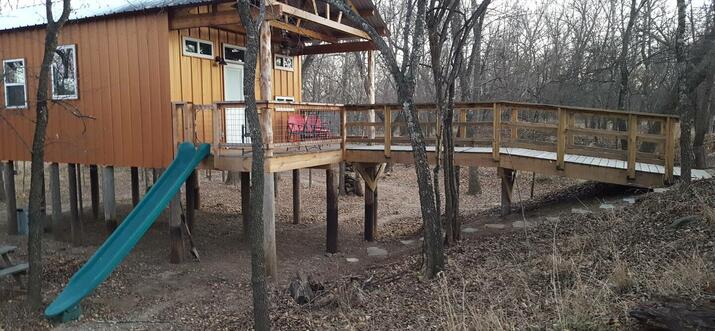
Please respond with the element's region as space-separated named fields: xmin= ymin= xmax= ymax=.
xmin=305 ymin=114 xmax=331 ymax=139
xmin=287 ymin=114 xmax=305 ymax=142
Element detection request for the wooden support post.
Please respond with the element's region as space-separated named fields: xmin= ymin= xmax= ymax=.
xmin=102 ymin=166 xmax=117 ymax=232
xmin=49 ymin=163 xmax=62 ymax=239
xmin=326 ymin=166 xmax=339 ymax=253
xmin=193 ymin=176 xmax=200 ymax=210
xmin=67 ymin=163 xmax=82 ymax=246
xmin=364 ymin=175 xmax=377 ymax=241
xmin=263 ymin=172 xmax=278 ymax=277
xmin=259 ymin=20 xmax=274 ymax=157
xmin=168 ymin=194 xmax=183 ymax=264
xmin=510 ymin=107 xmax=518 ymax=142
xmin=493 ymin=103 xmax=501 ymax=162
xmin=458 ymin=108 xmax=468 ymax=139
xmin=367 ymin=50 xmax=376 ymax=143
xmin=89 ymin=165 xmax=100 ymax=220
xmin=3 ymin=161 xmax=17 ymax=235
xmin=77 ymin=165 xmax=84 ymax=218
xmin=274 ymin=172 xmax=280 ymax=198
xmin=292 ymin=169 xmax=301 ymax=224
xmin=185 ymin=170 xmax=197 ymax=233
xmin=130 ymin=167 xmax=140 ymax=207
xmin=557 ymin=108 xmax=566 ymax=170
xmin=627 ymin=114 xmax=637 ymax=180
xmin=240 ymin=172 xmax=251 ymax=239
xmin=498 ymin=167 xmax=515 ymax=217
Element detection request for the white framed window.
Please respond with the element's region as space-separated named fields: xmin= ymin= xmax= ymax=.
xmin=183 ymin=36 xmax=214 ymax=59
xmin=51 ymin=44 xmax=78 ymax=100
xmin=223 ymin=43 xmax=245 ymax=64
xmin=274 ymin=54 xmax=294 ymax=71
xmin=275 ymin=96 xmax=295 ymax=112
xmin=3 ymin=58 xmax=27 ymax=109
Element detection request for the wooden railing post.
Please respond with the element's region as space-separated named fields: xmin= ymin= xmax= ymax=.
xmin=627 ymin=114 xmax=637 ymax=179
xmin=664 ymin=117 xmax=675 ymax=183
xmin=458 ymin=108 xmax=467 ymax=139
xmin=384 ymin=105 xmax=391 ymax=158
xmin=262 ymin=101 xmax=274 ymax=157
xmin=557 ymin=108 xmax=566 ymax=170
xmin=510 ymin=107 xmax=518 ymax=142
xmin=492 ymin=103 xmax=501 ymax=161
xmin=212 ymin=104 xmax=220 ymax=156
xmin=183 ymin=103 xmax=195 ymax=145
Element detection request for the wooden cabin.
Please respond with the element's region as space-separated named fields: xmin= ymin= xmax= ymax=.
xmin=0 ymin=0 xmax=386 ymax=169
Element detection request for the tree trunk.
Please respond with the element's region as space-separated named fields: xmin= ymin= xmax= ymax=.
xmin=225 ymin=171 xmax=239 ymax=185
xmin=236 ymin=2 xmax=270 ymax=329
xmin=27 ymin=0 xmax=71 ymax=308
xmin=467 ymin=167 xmax=482 ymax=195
xmin=676 ymin=0 xmax=694 ymax=182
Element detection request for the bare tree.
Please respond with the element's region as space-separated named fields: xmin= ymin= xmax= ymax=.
xmin=323 ymin=0 xmax=445 ymax=278
xmin=236 ymin=1 xmax=270 ymax=329
xmin=27 ymin=0 xmax=72 ymax=309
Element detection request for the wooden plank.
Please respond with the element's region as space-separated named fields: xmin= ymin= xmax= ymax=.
xmin=274 ymin=2 xmax=371 ymax=40
xmin=271 ymin=20 xmax=337 ymax=43
xmin=0 ymin=263 xmax=28 ymax=278
xmin=492 ymin=103 xmax=501 ymax=161
xmin=0 ymin=246 xmax=17 ymax=256
xmin=557 ymin=108 xmax=566 ymax=170
xmin=291 ymin=41 xmax=377 ymax=55
xmin=627 ymin=114 xmax=637 ymax=179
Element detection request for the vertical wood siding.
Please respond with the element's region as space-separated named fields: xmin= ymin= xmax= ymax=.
xmin=168 ymin=26 xmax=302 ymax=144
xmin=0 ymin=12 xmax=172 ymax=168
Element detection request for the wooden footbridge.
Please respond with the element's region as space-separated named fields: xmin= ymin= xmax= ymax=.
xmin=171 ymin=100 xmax=709 ymax=269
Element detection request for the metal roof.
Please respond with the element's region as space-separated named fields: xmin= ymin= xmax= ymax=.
xmin=0 ymin=0 xmax=213 ymax=31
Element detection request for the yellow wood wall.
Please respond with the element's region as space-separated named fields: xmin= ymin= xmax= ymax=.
xmin=0 ymin=13 xmax=173 ymax=168
xmin=168 ymin=27 xmax=303 ymax=143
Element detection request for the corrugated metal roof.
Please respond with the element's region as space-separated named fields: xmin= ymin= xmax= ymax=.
xmin=0 ymin=0 xmax=213 ymax=31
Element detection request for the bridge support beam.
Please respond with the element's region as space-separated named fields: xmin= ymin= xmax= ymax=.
xmin=354 ymin=163 xmax=385 ymax=242
xmin=326 ymin=165 xmax=339 ymax=253
xmin=498 ymin=167 xmax=515 ymax=217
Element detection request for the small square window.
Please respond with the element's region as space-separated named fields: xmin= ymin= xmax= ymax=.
xmin=4 ymin=58 xmax=27 ymax=108
xmin=182 ymin=36 xmax=214 ymax=59
xmin=275 ymin=54 xmax=294 ymax=71
xmin=223 ymin=44 xmax=245 ymax=63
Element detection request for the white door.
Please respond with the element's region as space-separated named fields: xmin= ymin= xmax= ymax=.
xmin=223 ymin=63 xmax=248 ymax=144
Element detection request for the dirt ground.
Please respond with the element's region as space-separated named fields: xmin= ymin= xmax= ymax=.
xmin=0 ymin=164 xmax=708 ymax=330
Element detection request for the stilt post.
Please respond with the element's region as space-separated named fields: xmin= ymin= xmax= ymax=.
xmin=102 ymin=166 xmax=117 ymax=232
xmin=240 ymin=172 xmax=251 ymax=239
xmin=326 ymin=166 xmax=339 ymax=253
xmin=89 ymin=165 xmax=100 ymax=220
xmin=49 ymin=163 xmax=62 ymax=238
xmin=263 ymin=172 xmax=277 ymax=277
xmin=185 ymin=169 xmax=197 ymax=233
xmin=292 ymin=169 xmax=300 ymax=224
xmin=67 ymin=163 xmax=82 ymax=246
xmin=3 ymin=161 xmax=17 ymax=235
xmin=131 ymin=167 xmax=140 ymax=207
xmin=168 ymin=194 xmax=183 ymax=264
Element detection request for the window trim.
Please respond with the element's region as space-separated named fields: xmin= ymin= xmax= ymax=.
xmin=274 ymin=54 xmax=294 ymax=71
xmin=223 ymin=43 xmax=246 ymax=64
xmin=275 ymin=96 xmax=295 ymax=112
xmin=51 ymin=44 xmax=79 ymax=100
xmin=3 ymin=58 xmax=28 ymax=109
xmin=182 ymin=36 xmax=214 ymax=60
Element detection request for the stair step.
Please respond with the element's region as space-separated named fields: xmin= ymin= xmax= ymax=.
xmin=0 ymin=263 xmax=28 ymax=278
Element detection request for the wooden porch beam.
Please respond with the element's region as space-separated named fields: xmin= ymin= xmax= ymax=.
xmin=270 ymin=20 xmax=338 ymax=43
xmin=290 ymin=41 xmax=377 ymax=55
xmin=272 ymin=2 xmax=371 ymax=40
xmin=169 ymin=7 xmax=281 ymax=30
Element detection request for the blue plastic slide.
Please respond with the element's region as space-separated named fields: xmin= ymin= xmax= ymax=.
xmin=45 ymin=142 xmax=210 ymax=321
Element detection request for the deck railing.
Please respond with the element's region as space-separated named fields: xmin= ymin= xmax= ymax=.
xmin=343 ymin=101 xmax=679 ymax=182
xmin=173 ymin=100 xmax=678 ymax=182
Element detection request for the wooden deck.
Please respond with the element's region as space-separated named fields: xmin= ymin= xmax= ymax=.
xmin=174 ymin=100 xmax=705 ymax=188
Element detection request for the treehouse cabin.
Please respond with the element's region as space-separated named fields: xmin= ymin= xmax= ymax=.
xmin=0 ymin=0 xmax=705 ymax=271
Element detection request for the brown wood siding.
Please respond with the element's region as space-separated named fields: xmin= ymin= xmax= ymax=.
xmin=168 ymin=26 xmax=302 ymax=144
xmin=0 ymin=12 xmax=173 ymax=168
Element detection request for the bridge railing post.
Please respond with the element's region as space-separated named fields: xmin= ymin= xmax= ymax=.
xmin=384 ymin=105 xmax=391 ymax=158
xmin=664 ymin=117 xmax=675 ymax=183
xmin=557 ymin=108 xmax=566 ymax=170
xmin=627 ymin=114 xmax=637 ymax=179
